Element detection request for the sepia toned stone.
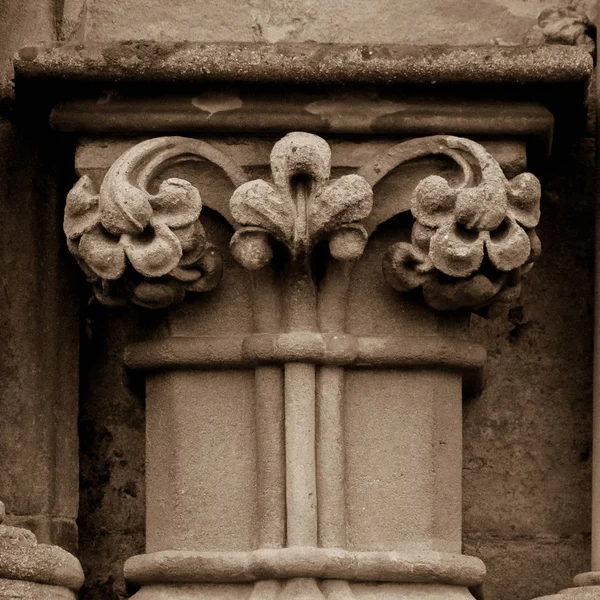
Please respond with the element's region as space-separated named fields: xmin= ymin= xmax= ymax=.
xmin=0 ymin=502 xmax=83 ymax=600
xmin=379 ymin=136 xmax=541 ymax=311
xmin=64 ymin=137 xmax=247 ymax=308
xmin=7 ymin=21 xmax=594 ymax=600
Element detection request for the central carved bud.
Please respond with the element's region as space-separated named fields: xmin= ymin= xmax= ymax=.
xmin=230 ymin=132 xmax=374 ymax=271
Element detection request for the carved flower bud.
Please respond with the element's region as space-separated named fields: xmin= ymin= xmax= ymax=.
xmin=411 ymin=175 xmax=456 ymax=227
xmin=270 ymin=132 xmax=332 ymax=192
xmin=329 ymin=224 xmax=368 ymax=262
xmin=230 ymin=228 xmax=273 ymax=270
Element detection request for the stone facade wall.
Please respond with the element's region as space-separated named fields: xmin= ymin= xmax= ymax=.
xmin=0 ymin=1 xmax=596 ymax=600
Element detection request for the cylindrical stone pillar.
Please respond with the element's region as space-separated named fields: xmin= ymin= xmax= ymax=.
xmin=63 ymin=132 xmax=539 ymax=600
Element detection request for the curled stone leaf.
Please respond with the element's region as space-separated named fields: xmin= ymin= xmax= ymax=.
xmin=230 ymin=180 xmax=295 ymax=246
xmin=99 ymin=181 xmax=153 ymax=236
xmin=506 ymin=172 xmax=541 ymax=228
xmin=429 ymin=223 xmax=485 ymax=278
xmin=149 ymin=179 xmax=203 ymax=228
xmin=411 ymin=175 xmax=457 ymax=228
xmin=172 ymin=221 xmax=206 ymax=255
xmin=309 ymin=175 xmax=373 ymax=239
xmin=382 ymin=135 xmax=542 ymax=311
xmin=64 ymin=137 xmax=234 ymax=308
xmin=383 ymin=243 xmax=433 ymax=292
xmin=78 ymin=226 xmax=127 ymax=281
xmin=485 ymin=218 xmax=531 ymax=272
xmin=454 ymin=184 xmax=506 ymax=231
xmin=121 ymin=222 xmax=183 ymax=278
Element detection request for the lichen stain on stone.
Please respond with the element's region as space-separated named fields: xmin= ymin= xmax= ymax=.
xmin=305 ymin=94 xmax=407 ymax=130
xmin=191 ymin=91 xmax=244 ymax=118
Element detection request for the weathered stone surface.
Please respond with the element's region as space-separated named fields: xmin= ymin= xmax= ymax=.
xmin=71 ymin=132 xmax=595 ymax=600
xmin=51 ymin=0 xmax=597 ymax=46
xmin=0 ymin=120 xmax=79 ymax=552
xmin=64 ymin=137 xmax=249 ymax=308
xmin=14 ymin=43 xmax=593 ymax=87
xmin=360 ymin=135 xmax=541 ymax=311
xmin=464 ymin=138 xmax=595 ymax=599
xmin=463 ymin=535 xmax=590 ymax=600
xmin=0 ymin=501 xmax=84 ymax=599
xmin=77 ymin=304 xmax=145 ymax=600
xmin=524 ymin=5 xmax=595 ymax=53
xmin=0 ymin=0 xmax=55 ymax=103
xmin=230 ymin=132 xmax=372 ymax=269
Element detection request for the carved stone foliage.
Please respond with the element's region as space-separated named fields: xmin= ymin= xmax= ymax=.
xmin=229 ymin=132 xmax=373 ymax=270
xmin=63 ymin=137 xmax=246 ymax=308
xmin=380 ymin=136 xmax=542 ymax=311
xmin=65 ymin=134 xmax=542 ymax=313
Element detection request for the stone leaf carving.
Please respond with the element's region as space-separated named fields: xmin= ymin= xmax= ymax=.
xmin=229 ymin=132 xmax=373 ymax=270
xmin=382 ymin=136 xmax=542 ymax=311
xmin=63 ymin=137 xmax=247 ymax=308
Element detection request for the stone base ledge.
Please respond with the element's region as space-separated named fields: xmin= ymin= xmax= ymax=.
xmin=0 ymin=578 xmax=78 ymax=600
xmin=128 ymin=581 xmax=478 ymax=600
xmin=0 ymin=524 xmax=83 ymax=594
xmin=125 ymin=548 xmax=486 ymax=587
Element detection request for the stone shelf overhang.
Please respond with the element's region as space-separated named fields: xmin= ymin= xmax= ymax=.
xmin=9 ymin=42 xmax=593 ymax=600
xmin=13 ymin=43 xmax=593 ymax=148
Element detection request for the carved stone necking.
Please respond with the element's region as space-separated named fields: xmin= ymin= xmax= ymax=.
xmin=229 ymin=132 xmax=373 ymax=270
xmin=64 ymin=137 xmax=247 ymax=308
xmin=378 ymin=136 xmax=542 ymax=311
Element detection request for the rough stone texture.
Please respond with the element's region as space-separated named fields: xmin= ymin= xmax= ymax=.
xmin=0 ymin=1 xmax=596 ymax=600
xmin=14 ymin=43 xmax=593 ymax=87
xmin=0 ymin=0 xmax=55 ymax=104
xmin=0 ymin=502 xmax=84 ymax=599
xmin=77 ymin=303 xmax=145 ymax=600
xmin=0 ymin=120 xmax=80 ymax=552
xmin=71 ymin=132 xmax=595 ymax=600
xmin=63 ymin=137 xmax=243 ymax=308
xmin=378 ymin=136 xmax=542 ymax=311
xmin=59 ymin=0 xmax=597 ymax=46
xmin=465 ymin=137 xmax=595 ymax=600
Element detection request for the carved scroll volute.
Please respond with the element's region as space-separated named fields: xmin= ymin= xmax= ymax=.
xmin=362 ymin=136 xmax=542 ymax=311
xmin=63 ymin=137 xmax=247 ymax=309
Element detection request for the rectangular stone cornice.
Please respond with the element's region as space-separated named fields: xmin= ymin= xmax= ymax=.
xmin=13 ymin=42 xmax=593 ymax=86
